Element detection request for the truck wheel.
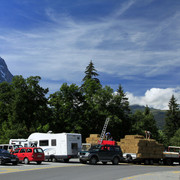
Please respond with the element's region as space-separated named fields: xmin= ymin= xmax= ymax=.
xmin=144 ymin=159 xmax=149 ymax=165
xmin=24 ymin=158 xmax=29 ymax=164
xmin=112 ymin=157 xmax=119 ymax=165
xmin=89 ymin=157 xmax=97 ymax=165
xmin=102 ymin=162 xmax=107 ymax=165
xmin=149 ymin=160 xmax=154 ymax=165
xmin=166 ymin=159 xmax=173 ymax=166
xmin=37 ymin=161 xmax=42 ymax=165
xmin=126 ymin=154 xmax=132 ymax=162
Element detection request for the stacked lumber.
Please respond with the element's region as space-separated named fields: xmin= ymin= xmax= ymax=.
xmin=117 ymin=135 xmax=164 ymax=159
xmin=86 ymin=134 xmax=100 ymax=145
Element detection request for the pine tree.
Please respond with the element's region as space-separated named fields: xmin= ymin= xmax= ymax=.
xmin=82 ymin=60 xmax=100 ymax=83
xmin=164 ymin=95 xmax=180 ymax=139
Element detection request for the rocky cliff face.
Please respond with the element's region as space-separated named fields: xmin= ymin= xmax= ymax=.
xmin=0 ymin=57 xmax=13 ymax=83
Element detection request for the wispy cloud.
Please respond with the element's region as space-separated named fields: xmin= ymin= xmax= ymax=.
xmin=0 ymin=0 xmax=180 ymax=108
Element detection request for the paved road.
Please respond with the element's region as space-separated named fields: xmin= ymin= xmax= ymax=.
xmin=0 ymin=160 xmax=180 ymax=180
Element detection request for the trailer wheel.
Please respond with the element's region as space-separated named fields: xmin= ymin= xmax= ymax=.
xmin=64 ymin=159 xmax=69 ymax=163
xmin=51 ymin=157 xmax=57 ymax=162
xmin=102 ymin=162 xmax=107 ymax=165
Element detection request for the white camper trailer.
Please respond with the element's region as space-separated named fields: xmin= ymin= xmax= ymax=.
xmin=9 ymin=139 xmax=28 ymax=147
xmin=28 ymin=132 xmax=82 ymax=162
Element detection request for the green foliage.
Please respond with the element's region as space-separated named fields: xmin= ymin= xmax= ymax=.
xmin=170 ymin=128 xmax=180 ymax=146
xmin=0 ymin=76 xmax=49 ymax=143
xmin=131 ymin=106 xmax=159 ymax=140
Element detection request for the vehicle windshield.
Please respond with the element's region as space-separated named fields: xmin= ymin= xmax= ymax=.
xmin=0 ymin=149 xmax=10 ymax=154
xmin=89 ymin=145 xmax=101 ymax=151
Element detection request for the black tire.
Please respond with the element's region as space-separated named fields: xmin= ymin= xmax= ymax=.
xmin=166 ymin=159 xmax=173 ymax=166
xmin=80 ymin=159 xmax=87 ymax=164
xmin=51 ymin=157 xmax=57 ymax=162
xmin=112 ymin=157 xmax=119 ymax=165
xmin=24 ymin=158 xmax=29 ymax=164
xmin=144 ymin=159 xmax=149 ymax=165
xmin=89 ymin=157 xmax=98 ymax=165
xmin=0 ymin=159 xmax=5 ymax=165
xmin=149 ymin=160 xmax=154 ymax=165
xmin=102 ymin=162 xmax=107 ymax=165
xmin=64 ymin=159 xmax=69 ymax=163
xmin=126 ymin=154 xmax=132 ymax=162
xmin=37 ymin=161 xmax=42 ymax=165
xmin=12 ymin=162 xmax=18 ymax=165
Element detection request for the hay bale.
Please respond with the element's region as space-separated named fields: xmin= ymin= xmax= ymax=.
xmin=90 ymin=134 xmax=100 ymax=138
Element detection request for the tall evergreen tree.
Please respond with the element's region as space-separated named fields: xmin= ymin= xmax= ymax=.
xmin=108 ymin=85 xmax=131 ymax=140
xmin=82 ymin=60 xmax=100 ymax=84
xmin=164 ymin=95 xmax=180 ymax=139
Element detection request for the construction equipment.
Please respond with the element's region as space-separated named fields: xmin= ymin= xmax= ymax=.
xmin=98 ymin=118 xmax=110 ymax=145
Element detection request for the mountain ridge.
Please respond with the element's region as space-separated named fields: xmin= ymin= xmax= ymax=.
xmin=0 ymin=57 xmax=13 ymax=83
xmin=130 ymin=104 xmax=166 ymax=129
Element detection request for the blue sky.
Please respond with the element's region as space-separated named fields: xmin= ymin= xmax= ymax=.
xmin=0 ymin=0 xmax=180 ymax=110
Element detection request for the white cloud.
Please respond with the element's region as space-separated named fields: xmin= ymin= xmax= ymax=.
xmin=127 ymin=87 xmax=180 ymax=110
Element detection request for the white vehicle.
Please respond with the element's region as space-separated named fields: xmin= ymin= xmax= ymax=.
xmin=28 ymin=132 xmax=82 ymax=162
xmin=9 ymin=139 xmax=28 ymax=147
xmin=0 ymin=144 xmax=23 ymax=152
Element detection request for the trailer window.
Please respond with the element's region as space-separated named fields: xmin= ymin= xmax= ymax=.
xmin=39 ymin=140 xmax=49 ymax=146
xmin=51 ymin=139 xmax=56 ymax=146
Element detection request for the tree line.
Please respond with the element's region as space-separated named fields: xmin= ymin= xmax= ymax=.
xmin=0 ymin=61 xmax=179 ymax=146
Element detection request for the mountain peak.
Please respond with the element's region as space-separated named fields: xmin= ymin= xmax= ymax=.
xmin=0 ymin=57 xmax=13 ymax=83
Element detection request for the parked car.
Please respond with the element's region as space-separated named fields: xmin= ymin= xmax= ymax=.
xmin=0 ymin=149 xmax=19 ymax=165
xmin=78 ymin=144 xmax=123 ymax=165
xmin=12 ymin=147 xmax=45 ymax=164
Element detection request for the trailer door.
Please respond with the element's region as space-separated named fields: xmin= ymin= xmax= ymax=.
xmin=71 ymin=143 xmax=78 ymax=154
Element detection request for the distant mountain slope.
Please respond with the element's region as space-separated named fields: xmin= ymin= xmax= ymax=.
xmin=0 ymin=57 xmax=13 ymax=83
xmin=130 ymin=105 xmax=166 ymax=129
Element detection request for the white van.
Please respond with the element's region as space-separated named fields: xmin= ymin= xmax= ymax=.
xmin=28 ymin=132 xmax=82 ymax=162
xmin=0 ymin=144 xmax=23 ymax=152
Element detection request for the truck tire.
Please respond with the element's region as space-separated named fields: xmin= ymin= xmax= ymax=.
xmin=37 ymin=161 xmax=42 ymax=165
xmin=149 ymin=160 xmax=154 ymax=165
xmin=89 ymin=157 xmax=98 ymax=165
xmin=112 ymin=157 xmax=119 ymax=165
xmin=144 ymin=159 xmax=149 ymax=165
xmin=126 ymin=154 xmax=132 ymax=162
xmin=166 ymin=159 xmax=173 ymax=166
xmin=102 ymin=162 xmax=107 ymax=165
